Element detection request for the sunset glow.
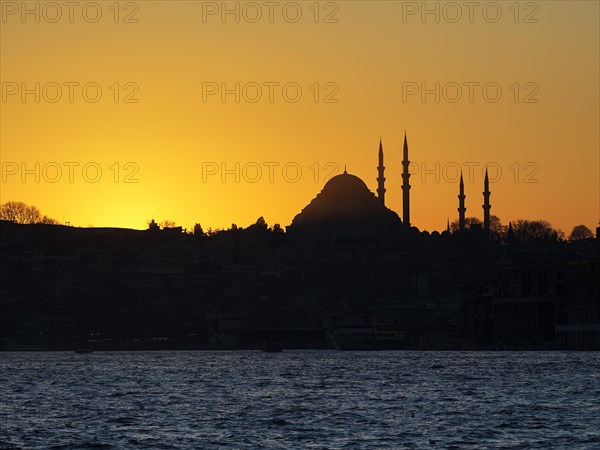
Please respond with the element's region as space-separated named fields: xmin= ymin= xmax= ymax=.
xmin=1 ymin=1 xmax=598 ymax=233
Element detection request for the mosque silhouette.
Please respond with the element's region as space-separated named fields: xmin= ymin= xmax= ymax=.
xmin=287 ymin=133 xmax=494 ymax=257
xmin=0 ymin=133 xmax=598 ymax=351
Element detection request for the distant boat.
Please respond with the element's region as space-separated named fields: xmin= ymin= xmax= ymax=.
xmin=262 ymin=341 xmax=283 ymax=352
xmin=331 ymin=325 xmax=407 ymax=350
xmin=74 ymin=347 xmax=93 ymax=353
xmin=74 ymin=340 xmax=94 ymax=353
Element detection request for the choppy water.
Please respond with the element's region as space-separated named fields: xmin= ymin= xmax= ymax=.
xmin=1 ymin=351 xmax=599 ymax=449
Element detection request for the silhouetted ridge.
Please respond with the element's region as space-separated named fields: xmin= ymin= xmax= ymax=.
xmin=292 ymin=172 xmax=400 ymax=225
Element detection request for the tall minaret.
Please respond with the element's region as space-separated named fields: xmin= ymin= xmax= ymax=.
xmin=377 ymin=138 xmax=386 ymax=206
xmin=483 ymin=167 xmax=491 ymax=235
xmin=402 ymin=132 xmax=411 ymax=228
xmin=458 ymin=171 xmax=466 ymax=231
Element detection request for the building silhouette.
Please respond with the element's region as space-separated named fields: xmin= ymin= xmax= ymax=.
xmin=0 ymin=133 xmax=598 ymax=350
xmin=287 ymin=167 xmax=401 ymax=260
xmin=292 ymin=132 xmax=493 ymax=240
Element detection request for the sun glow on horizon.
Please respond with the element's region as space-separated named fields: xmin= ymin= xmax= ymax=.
xmin=1 ymin=1 xmax=598 ymax=234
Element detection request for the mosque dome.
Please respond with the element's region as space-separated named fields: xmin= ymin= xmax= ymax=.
xmin=291 ymin=171 xmax=401 ymax=226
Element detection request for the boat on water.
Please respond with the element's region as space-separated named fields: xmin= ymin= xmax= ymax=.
xmin=74 ymin=347 xmax=93 ymax=353
xmin=74 ymin=339 xmax=94 ymax=353
xmin=262 ymin=341 xmax=283 ymax=352
xmin=330 ymin=325 xmax=408 ymax=350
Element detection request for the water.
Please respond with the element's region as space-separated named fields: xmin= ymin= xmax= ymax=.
xmin=1 ymin=351 xmax=599 ymax=449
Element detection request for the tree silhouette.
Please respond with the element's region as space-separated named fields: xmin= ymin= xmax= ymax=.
xmin=569 ymin=224 xmax=594 ymax=240
xmin=0 ymin=201 xmax=40 ymax=223
xmin=512 ymin=219 xmax=563 ymax=243
xmin=449 ymin=216 xmax=481 ymax=232
xmin=40 ymin=215 xmax=59 ymax=225
xmin=450 ymin=215 xmax=506 ymax=237
xmin=254 ymin=216 xmax=267 ymax=229
xmin=489 ymin=215 xmax=507 ymax=239
xmin=205 ymin=227 xmax=221 ymax=237
xmin=270 ymin=223 xmax=284 ymax=234
xmin=193 ymin=223 xmax=205 ymax=237
xmin=0 ymin=201 xmax=58 ymax=225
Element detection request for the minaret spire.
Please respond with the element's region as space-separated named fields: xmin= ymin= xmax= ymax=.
xmin=377 ymin=138 xmax=386 ymax=206
xmin=507 ymin=221 xmax=515 ymax=244
xmin=402 ymin=132 xmax=411 ymax=228
xmin=458 ymin=171 xmax=466 ymax=231
xmin=483 ymin=167 xmax=491 ymax=236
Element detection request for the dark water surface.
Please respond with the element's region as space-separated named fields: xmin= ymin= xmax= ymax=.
xmin=1 ymin=351 xmax=599 ymax=449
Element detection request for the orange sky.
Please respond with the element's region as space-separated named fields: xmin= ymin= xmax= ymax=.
xmin=1 ymin=1 xmax=599 ymax=233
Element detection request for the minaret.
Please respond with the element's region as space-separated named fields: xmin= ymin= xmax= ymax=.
xmin=483 ymin=167 xmax=491 ymax=236
xmin=507 ymin=221 xmax=515 ymax=244
xmin=377 ymin=138 xmax=386 ymax=206
xmin=458 ymin=171 xmax=466 ymax=231
xmin=402 ymin=132 xmax=411 ymax=228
